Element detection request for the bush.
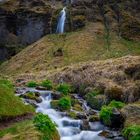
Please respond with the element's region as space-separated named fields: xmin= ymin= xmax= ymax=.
xmin=109 ymin=100 xmax=125 ymax=109
xmin=26 ymin=81 xmax=38 ymax=87
xmin=100 ymin=100 xmax=125 ymax=125
xmin=122 ymin=125 xmax=140 ymax=140
xmin=58 ymin=97 xmax=71 ymax=111
xmin=40 ymin=80 xmax=53 ymax=90
xmin=100 ymin=106 xmax=113 ymax=125
xmin=34 ymin=113 xmax=59 ymax=140
xmin=56 ymin=83 xmax=72 ymax=95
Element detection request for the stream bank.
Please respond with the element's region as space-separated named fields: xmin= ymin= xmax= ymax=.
xmin=16 ymin=87 xmax=125 ymax=140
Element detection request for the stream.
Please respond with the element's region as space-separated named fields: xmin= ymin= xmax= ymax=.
xmin=16 ymin=87 xmax=124 ymax=140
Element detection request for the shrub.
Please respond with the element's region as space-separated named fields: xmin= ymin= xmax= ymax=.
xmin=40 ymin=80 xmax=53 ymax=90
xmin=100 ymin=100 xmax=125 ymax=125
xmin=122 ymin=125 xmax=140 ymax=140
xmin=100 ymin=106 xmax=113 ymax=125
xmin=26 ymin=81 xmax=38 ymax=87
xmin=34 ymin=113 xmax=59 ymax=140
xmin=109 ymin=100 xmax=125 ymax=109
xmin=56 ymin=83 xmax=72 ymax=95
xmin=58 ymin=97 xmax=71 ymax=111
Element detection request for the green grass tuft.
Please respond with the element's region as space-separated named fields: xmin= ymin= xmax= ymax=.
xmin=122 ymin=125 xmax=140 ymax=140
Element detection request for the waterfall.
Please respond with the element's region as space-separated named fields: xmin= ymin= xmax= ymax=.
xmin=56 ymin=7 xmax=66 ymax=34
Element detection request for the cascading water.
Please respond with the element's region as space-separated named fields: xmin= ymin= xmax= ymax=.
xmin=16 ymin=87 xmax=124 ymax=140
xmin=56 ymin=7 xmax=66 ymax=34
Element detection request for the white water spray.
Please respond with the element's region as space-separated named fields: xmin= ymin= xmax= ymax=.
xmin=56 ymin=7 xmax=66 ymax=33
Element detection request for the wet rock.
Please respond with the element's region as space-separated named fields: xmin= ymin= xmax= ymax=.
xmin=36 ymin=86 xmax=47 ymax=90
xmin=80 ymin=119 xmax=90 ymax=130
xmin=25 ymin=99 xmax=38 ymax=108
xmin=76 ymin=113 xmax=87 ymax=119
xmin=99 ymin=130 xmax=122 ymax=139
xmin=89 ymin=121 xmax=105 ymax=131
xmin=51 ymin=92 xmax=62 ymax=100
xmin=110 ymin=108 xmax=124 ymax=128
xmin=89 ymin=114 xmax=100 ymax=122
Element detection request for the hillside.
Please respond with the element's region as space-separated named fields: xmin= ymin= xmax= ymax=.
xmin=0 ymin=22 xmax=140 ymax=77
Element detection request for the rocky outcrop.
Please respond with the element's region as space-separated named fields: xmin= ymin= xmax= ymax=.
xmin=0 ymin=0 xmax=52 ymax=61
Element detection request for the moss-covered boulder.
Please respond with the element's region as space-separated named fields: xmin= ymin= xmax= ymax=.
xmin=85 ymin=91 xmax=108 ymax=110
xmin=100 ymin=100 xmax=125 ymax=127
xmin=21 ymin=92 xmax=42 ymax=103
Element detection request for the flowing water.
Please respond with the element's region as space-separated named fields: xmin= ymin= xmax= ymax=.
xmin=17 ymin=88 xmax=123 ymax=140
xmin=56 ymin=7 xmax=66 ymax=33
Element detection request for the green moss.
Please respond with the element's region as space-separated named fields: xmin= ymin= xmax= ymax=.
xmin=122 ymin=125 xmax=140 ymax=140
xmin=73 ymin=104 xmax=83 ymax=112
xmin=85 ymin=90 xmax=107 ymax=110
xmin=109 ymin=100 xmax=125 ymax=109
xmin=40 ymin=80 xmax=53 ymax=90
xmin=0 ymin=79 xmax=34 ymax=120
xmin=56 ymin=83 xmax=72 ymax=95
xmin=26 ymin=81 xmax=38 ymax=87
xmin=68 ymin=111 xmax=77 ymax=119
xmin=34 ymin=113 xmax=59 ymax=140
xmin=58 ymin=97 xmax=71 ymax=111
xmin=100 ymin=100 xmax=125 ymax=125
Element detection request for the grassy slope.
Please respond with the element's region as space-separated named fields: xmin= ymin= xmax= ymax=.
xmin=0 ymin=22 xmax=140 ymax=76
xmin=0 ymin=120 xmax=41 ymax=140
xmin=0 ymin=79 xmax=34 ymax=119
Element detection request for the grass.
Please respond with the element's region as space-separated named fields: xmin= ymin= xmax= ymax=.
xmin=0 ymin=22 xmax=140 ymax=76
xmin=0 ymin=78 xmax=34 ymax=120
xmin=40 ymin=80 xmax=53 ymax=89
xmin=0 ymin=120 xmax=41 ymax=140
xmin=122 ymin=125 xmax=140 ymax=140
xmin=56 ymin=83 xmax=72 ymax=95
xmin=26 ymin=81 xmax=38 ymax=87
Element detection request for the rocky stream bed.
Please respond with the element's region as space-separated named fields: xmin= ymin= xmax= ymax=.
xmin=16 ymin=87 xmax=125 ymax=140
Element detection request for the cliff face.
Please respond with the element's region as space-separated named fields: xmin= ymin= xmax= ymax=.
xmin=0 ymin=0 xmax=140 ymax=61
xmin=0 ymin=0 xmax=53 ymax=61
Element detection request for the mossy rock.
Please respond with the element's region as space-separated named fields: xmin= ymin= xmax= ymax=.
xmin=100 ymin=100 xmax=125 ymax=127
xmin=67 ymin=111 xmax=78 ymax=119
xmin=89 ymin=114 xmax=100 ymax=122
xmin=73 ymin=104 xmax=83 ymax=112
xmin=72 ymin=15 xmax=86 ymax=30
xmin=50 ymin=100 xmax=59 ymax=110
xmin=86 ymin=94 xmax=108 ymax=110
xmin=21 ymin=92 xmax=42 ymax=103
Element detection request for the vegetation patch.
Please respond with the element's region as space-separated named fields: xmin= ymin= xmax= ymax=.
xmin=122 ymin=125 xmax=140 ymax=140
xmin=0 ymin=79 xmax=34 ymax=121
xmin=33 ymin=113 xmax=59 ymax=140
xmin=0 ymin=120 xmax=41 ymax=140
xmin=56 ymin=83 xmax=72 ymax=95
xmin=85 ymin=89 xmax=107 ymax=110
xmin=26 ymin=81 xmax=38 ymax=88
xmin=100 ymin=100 xmax=125 ymax=126
xmin=58 ymin=97 xmax=71 ymax=111
xmin=40 ymin=80 xmax=53 ymax=90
